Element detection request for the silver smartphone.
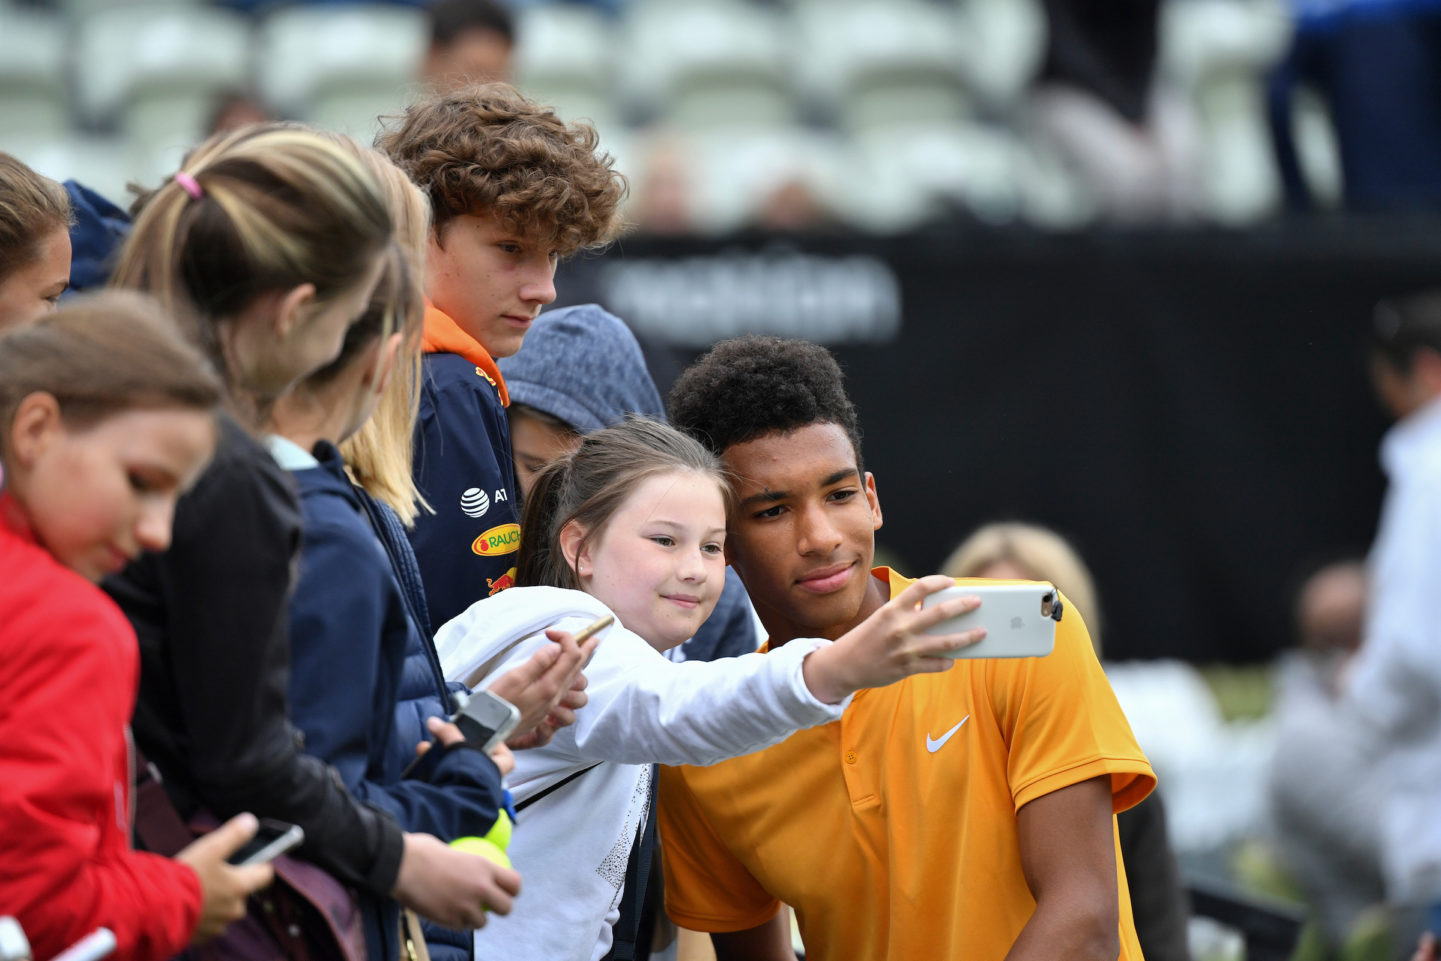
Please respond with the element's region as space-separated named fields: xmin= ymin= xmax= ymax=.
xmin=921 ymin=582 xmax=1063 ymax=659
xmin=451 ymin=689 xmax=522 ymax=754
xmin=228 ymin=819 xmax=305 ymax=866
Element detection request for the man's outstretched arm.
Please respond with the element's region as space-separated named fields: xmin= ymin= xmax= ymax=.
xmin=1007 ymin=775 xmax=1121 ymax=961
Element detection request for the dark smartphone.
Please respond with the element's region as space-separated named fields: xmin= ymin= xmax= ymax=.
xmin=227 ymin=819 xmax=305 ymax=866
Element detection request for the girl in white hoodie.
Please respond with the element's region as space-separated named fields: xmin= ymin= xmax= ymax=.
xmin=435 ymin=417 xmax=983 ymax=961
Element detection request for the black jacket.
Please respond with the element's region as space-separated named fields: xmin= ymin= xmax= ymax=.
xmin=105 ymin=416 xmax=404 ymax=896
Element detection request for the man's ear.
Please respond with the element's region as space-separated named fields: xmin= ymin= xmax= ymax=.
xmin=274 ymin=283 xmax=318 ymax=340
xmin=559 ymin=519 xmax=591 ymax=580
xmin=864 ymin=471 xmax=883 ymax=533
xmin=8 ymin=392 xmax=63 ymax=470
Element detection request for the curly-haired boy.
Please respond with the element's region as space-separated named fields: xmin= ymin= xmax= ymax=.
xmin=378 ymin=83 xmax=627 ymax=630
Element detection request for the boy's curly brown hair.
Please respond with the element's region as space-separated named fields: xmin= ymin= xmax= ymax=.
xmin=377 ymin=82 xmax=627 ymax=255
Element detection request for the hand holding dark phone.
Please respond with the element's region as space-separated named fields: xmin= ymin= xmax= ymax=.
xmin=226 ymin=819 xmax=304 ymax=866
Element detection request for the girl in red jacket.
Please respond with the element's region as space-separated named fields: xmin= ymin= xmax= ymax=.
xmin=0 ymin=292 xmax=272 ymax=961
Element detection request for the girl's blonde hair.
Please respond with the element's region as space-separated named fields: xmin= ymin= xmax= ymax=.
xmin=110 ymin=124 xmax=392 ymax=395
xmin=0 ymin=290 xmax=222 ymax=457
xmin=0 ymin=151 xmax=71 ymax=283
xmin=334 ymin=147 xmax=430 ymax=525
xmin=942 ymin=521 xmax=1104 ymax=655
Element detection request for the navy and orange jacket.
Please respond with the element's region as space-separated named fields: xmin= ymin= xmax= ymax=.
xmin=409 ymin=304 xmax=523 ymax=633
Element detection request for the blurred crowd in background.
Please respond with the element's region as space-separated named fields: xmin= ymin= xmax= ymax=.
xmin=4 ymin=0 xmax=1441 ymax=234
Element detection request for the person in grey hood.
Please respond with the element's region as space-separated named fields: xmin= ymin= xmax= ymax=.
xmin=499 ymin=303 xmax=762 ymax=662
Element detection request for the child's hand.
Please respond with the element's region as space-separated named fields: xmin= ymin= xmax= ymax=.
xmin=393 ymin=832 xmax=520 ymax=928
xmin=175 ymin=813 xmax=275 ymax=945
xmin=801 ymin=575 xmax=985 ymax=703
xmin=488 ymin=627 xmax=598 ymax=749
xmin=413 ymin=716 xmax=466 ymax=760
xmin=488 ymin=741 xmax=515 ymax=777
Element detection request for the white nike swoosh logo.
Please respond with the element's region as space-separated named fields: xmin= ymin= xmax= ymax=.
xmin=926 ymin=715 xmax=970 ymax=753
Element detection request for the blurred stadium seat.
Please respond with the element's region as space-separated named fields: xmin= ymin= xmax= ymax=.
xmin=57 ymin=0 xmax=209 ymax=19
xmin=1160 ymin=0 xmax=1294 ymax=223
xmin=841 ymin=121 xmax=1024 ymax=232
xmin=74 ymin=3 xmax=250 ymax=155
xmin=794 ymin=0 xmax=970 ymax=133
xmin=688 ymin=127 xmax=844 ymax=232
xmin=255 ymin=3 xmax=427 ymax=139
xmin=0 ymin=0 xmax=1334 ymax=231
xmin=620 ymin=0 xmax=794 ymax=131
xmin=7 ymin=134 xmax=143 ymax=209
xmin=959 ymin=0 xmax=1047 ymax=112
xmin=0 ymin=9 xmax=69 ymax=140
xmin=513 ymin=4 xmax=618 ymax=131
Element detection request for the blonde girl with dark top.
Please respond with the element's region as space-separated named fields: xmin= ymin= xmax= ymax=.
xmin=0 ymin=292 xmax=272 ymax=961
xmin=104 ymin=123 xmax=521 ymax=932
xmin=269 ymin=145 xmax=594 ymax=960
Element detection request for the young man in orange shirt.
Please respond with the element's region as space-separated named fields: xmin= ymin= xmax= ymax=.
xmin=659 ymin=335 xmax=1157 ymax=961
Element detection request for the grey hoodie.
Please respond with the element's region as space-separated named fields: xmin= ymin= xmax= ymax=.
xmin=499 ymin=304 xmax=760 ymax=660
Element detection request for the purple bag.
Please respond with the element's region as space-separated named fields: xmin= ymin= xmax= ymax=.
xmin=185 ymin=854 xmax=366 ymax=961
xmin=132 ymin=756 xmax=366 ymax=961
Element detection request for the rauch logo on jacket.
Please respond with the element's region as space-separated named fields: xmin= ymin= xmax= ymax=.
xmin=471 ymin=524 xmax=520 ymax=556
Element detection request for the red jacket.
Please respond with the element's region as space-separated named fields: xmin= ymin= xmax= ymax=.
xmin=0 ymin=498 xmax=201 ymax=961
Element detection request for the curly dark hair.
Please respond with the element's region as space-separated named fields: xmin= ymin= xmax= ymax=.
xmin=668 ymin=335 xmax=864 ymax=469
xmin=377 ymin=82 xmax=627 ymax=256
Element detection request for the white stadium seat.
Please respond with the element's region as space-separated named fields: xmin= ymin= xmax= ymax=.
xmin=73 ymin=3 xmax=251 ymax=154
xmin=619 ymin=0 xmax=795 ymax=131
xmin=1159 ymin=0 xmax=1294 ymax=223
xmin=794 ymin=0 xmax=970 ymax=133
xmin=0 ymin=9 xmax=70 ymax=139
xmin=7 ymin=134 xmax=143 ymax=209
xmin=255 ymin=3 xmax=427 ymax=138
xmin=513 ymin=4 xmax=619 ymax=131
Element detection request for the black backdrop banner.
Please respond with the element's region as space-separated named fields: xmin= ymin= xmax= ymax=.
xmin=551 ymin=222 xmax=1441 ymax=663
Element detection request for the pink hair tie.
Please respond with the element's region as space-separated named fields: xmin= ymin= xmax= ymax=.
xmin=174 ymin=171 xmax=203 ymax=201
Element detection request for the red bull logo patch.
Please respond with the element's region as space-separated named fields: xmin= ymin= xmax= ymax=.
xmin=471 ymin=523 xmax=520 ymax=557
xmin=487 ymin=568 xmax=517 ymax=596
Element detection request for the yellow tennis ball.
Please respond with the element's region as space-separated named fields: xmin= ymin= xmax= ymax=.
xmin=483 ymin=811 xmax=513 ymax=852
xmin=449 ymin=836 xmax=512 ymax=870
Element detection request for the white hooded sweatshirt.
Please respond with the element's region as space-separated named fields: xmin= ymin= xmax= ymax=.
xmin=434 ymin=585 xmax=847 ymax=961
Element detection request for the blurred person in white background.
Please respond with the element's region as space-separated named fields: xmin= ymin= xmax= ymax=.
xmin=1267 ymin=558 xmax=1387 ymax=953
xmin=1347 ymin=291 xmax=1441 ymax=952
